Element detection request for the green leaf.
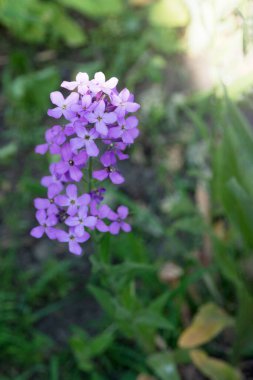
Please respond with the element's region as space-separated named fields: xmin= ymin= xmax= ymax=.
xmin=70 ymin=327 xmax=115 ymax=372
xmin=57 ymin=0 xmax=123 ymax=18
xmin=135 ymin=310 xmax=173 ymax=331
xmin=178 ymin=303 xmax=234 ymax=349
xmin=88 ymin=285 xmax=116 ymax=317
xmin=190 ymin=349 xmax=242 ymax=380
xmin=148 ymin=351 xmax=180 ymax=380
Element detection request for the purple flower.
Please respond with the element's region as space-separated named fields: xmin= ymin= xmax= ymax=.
xmin=90 ymin=72 xmax=118 ymax=95
xmin=57 ymin=228 xmax=90 ymax=255
xmin=61 ymin=72 xmax=90 ymax=94
xmin=111 ymin=89 xmax=140 ymax=117
xmin=109 ymin=116 xmax=139 ymax=144
xmin=71 ymin=94 xmax=92 ymax=115
xmin=65 ymin=206 xmax=97 ymax=236
xmin=90 ymin=204 xmax=111 ymax=232
xmin=34 ymin=184 xmax=61 ymax=215
xmin=86 ymin=100 xmax=117 ymax=136
xmin=93 ymin=160 xmax=124 ymax=185
xmin=55 ymin=184 xmax=90 ymax=216
xmin=35 ymin=125 xmax=66 ymax=155
xmin=48 ymin=91 xmax=79 ymax=120
xmin=70 ymin=126 xmax=99 ymax=157
xmin=31 ymin=71 xmax=139 ymax=252
xmin=55 ymin=143 xmax=87 ymax=182
xmin=100 ymin=142 xmax=129 ymax=166
xmin=30 ymin=210 xmax=58 ymax=239
xmin=89 ymin=188 xmax=106 ymax=204
xmin=41 ymin=163 xmax=66 ymax=191
xmin=108 ymin=206 xmax=131 ymax=235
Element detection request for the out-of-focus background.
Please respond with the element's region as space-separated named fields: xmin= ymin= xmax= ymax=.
xmin=1 ymin=0 xmax=253 ymax=379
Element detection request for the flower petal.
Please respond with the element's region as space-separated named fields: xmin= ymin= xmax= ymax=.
xmin=69 ymin=241 xmax=82 ymax=255
xmin=109 ymin=171 xmax=124 ymax=184
xmin=93 ymin=169 xmax=108 ymax=181
xmin=117 ymin=205 xmax=129 ymax=219
xmin=30 ymin=226 xmax=44 ymax=238
xmin=109 ymin=222 xmax=120 ymax=235
xmin=50 ymin=91 xmax=64 ymax=106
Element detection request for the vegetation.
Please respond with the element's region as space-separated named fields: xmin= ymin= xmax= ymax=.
xmin=0 ymin=0 xmax=253 ymax=379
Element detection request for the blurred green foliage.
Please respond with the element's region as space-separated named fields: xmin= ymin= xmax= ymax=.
xmin=1 ymin=0 xmax=253 ymax=379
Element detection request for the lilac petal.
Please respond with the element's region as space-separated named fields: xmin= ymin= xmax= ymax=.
xmin=126 ymin=102 xmax=140 ymax=112
xmin=47 ymin=108 xmax=62 ymax=119
xmin=96 ymin=120 xmax=108 ymax=135
xmin=109 ymin=222 xmax=120 ymax=235
xmin=65 ymin=125 xmax=75 ymax=136
xmin=30 ymin=226 xmax=44 ymax=238
xmin=65 ymin=216 xmax=79 ymax=227
xmin=86 ymin=140 xmax=99 ymax=157
xmin=41 ymin=175 xmax=53 ymax=187
xmin=85 ymin=113 xmax=97 ymax=123
xmin=67 ymin=205 xmax=78 ymax=216
xmin=105 ymin=77 xmax=118 ymax=89
xmin=84 ymin=216 xmax=97 ymax=228
xmin=93 ymin=169 xmax=108 ymax=181
xmin=103 ymin=112 xmax=117 ymax=124
xmin=109 ymin=171 xmax=124 ymax=184
xmin=69 ymin=241 xmax=82 ymax=255
xmin=78 ymin=194 xmax=91 ymax=206
xmin=117 ymin=205 xmax=129 ymax=219
xmin=76 ymin=72 xmax=89 ymax=83
xmin=95 ymin=72 xmax=105 ymax=83
xmin=55 ymin=195 xmax=69 ymax=207
xmin=130 ymin=128 xmax=139 ymax=140
xmin=95 ymin=100 xmax=105 ymax=116
xmin=66 ymin=92 xmax=79 ymax=105
xmin=99 ymin=204 xmax=110 ymax=218
xmin=76 ymin=125 xmax=86 ymax=137
xmin=96 ymin=220 xmax=108 ymax=232
xmin=101 ymin=151 xmax=116 ymax=166
xmin=34 ymin=198 xmax=50 ymax=210
xmin=69 ymin=166 xmax=83 ymax=182
xmin=50 ymin=91 xmax=64 ymax=106
xmin=46 ymin=227 xmax=57 ymax=240
xmin=66 ymin=184 xmax=77 ymax=199
xmin=35 ymin=144 xmax=48 ymax=155
xmin=78 ymin=205 xmax=88 ymax=218
xmin=126 ymin=116 xmax=138 ymax=129
xmin=122 ymin=131 xmax=134 ymax=144
xmin=63 ymin=109 xmax=75 ymax=121
xmin=46 ymin=215 xmax=58 ymax=227
xmin=75 ymin=224 xmax=84 ymax=237
xmin=36 ymin=210 xmax=47 ymax=224
xmin=48 ymin=183 xmax=61 ymax=198
xmin=61 ymin=80 xmax=77 ymax=91
xmin=47 ymin=204 xmax=58 ymax=215
xmin=55 ymin=161 xmax=69 ymax=175
xmin=61 ymin=143 xmax=72 ymax=161
xmin=70 ymin=137 xmax=85 ymax=151
xmin=121 ymin=222 xmax=131 ymax=232
xmin=57 ymin=230 xmax=69 ymax=242
xmin=74 ymin=151 xmax=87 ymax=166
xmin=49 ymin=144 xmax=61 ymax=155
xmin=109 ymin=127 xmax=122 ymax=139
xmin=120 ymin=88 xmax=130 ymax=102
xmin=107 ymin=210 xmax=118 ymax=221
xmin=77 ymin=231 xmax=90 ymax=243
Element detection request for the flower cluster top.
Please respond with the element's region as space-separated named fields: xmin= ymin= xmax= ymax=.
xmin=30 ymin=72 xmax=140 ymax=255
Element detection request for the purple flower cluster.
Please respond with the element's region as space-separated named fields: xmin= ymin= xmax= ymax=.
xmin=31 ymin=72 xmax=140 ymax=255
